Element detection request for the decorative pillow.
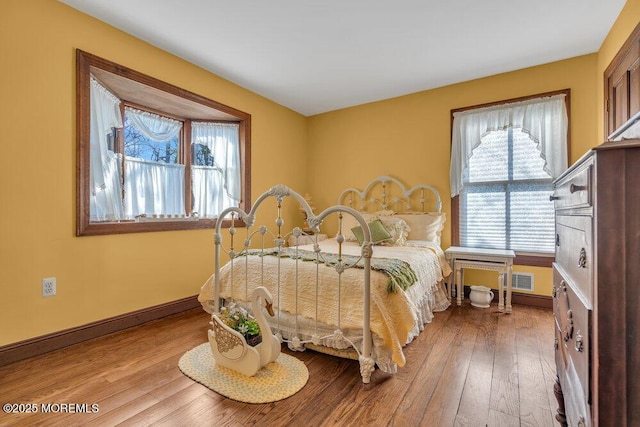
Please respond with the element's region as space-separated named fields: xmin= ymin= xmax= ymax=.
xmin=376 ymin=216 xmax=410 ymax=246
xmin=338 ymin=210 xmax=393 ymax=241
xmin=393 ymin=212 xmax=446 ymax=245
xmin=339 ymin=212 xmax=375 ymax=241
xmin=351 ymin=219 xmax=393 ymax=245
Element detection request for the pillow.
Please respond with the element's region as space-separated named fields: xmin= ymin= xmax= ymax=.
xmin=340 ymin=213 xmax=374 ymax=241
xmin=351 ymin=219 xmax=393 ymax=245
xmin=394 ymin=212 xmax=446 ymax=245
xmin=376 ymin=215 xmax=410 ymax=246
xmin=338 ymin=210 xmax=391 ymax=241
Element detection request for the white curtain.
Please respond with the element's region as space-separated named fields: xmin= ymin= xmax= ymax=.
xmin=123 ymin=108 xmax=185 ymax=218
xmin=191 ymin=122 xmax=240 ymax=217
xmin=125 ymin=107 xmax=182 ymax=142
xmin=450 ymin=94 xmax=568 ymax=197
xmin=89 ymin=77 xmax=124 ymax=221
xmin=124 ymin=158 xmax=186 ymax=217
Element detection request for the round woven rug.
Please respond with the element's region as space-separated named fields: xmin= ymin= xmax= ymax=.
xmin=178 ymin=343 xmax=308 ymax=404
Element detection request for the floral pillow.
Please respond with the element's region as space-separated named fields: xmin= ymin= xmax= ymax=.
xmin=376 ymin=215 xmax=410 ymax=246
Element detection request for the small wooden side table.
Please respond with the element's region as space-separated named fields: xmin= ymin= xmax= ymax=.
xmin=445 ymin=246 xmax=516 ymax=313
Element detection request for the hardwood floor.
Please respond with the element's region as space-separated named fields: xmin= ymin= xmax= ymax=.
xmin=0 ymin=302 xmax=557 ymax=427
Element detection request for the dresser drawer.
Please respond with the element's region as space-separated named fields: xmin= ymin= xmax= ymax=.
xmin=553 ymin=265 xmax=592 ymax=426
xmin=552 ymin=159 xmax=592 ymax=210
xmin=555 ymin=214 xmax=592 ymax=304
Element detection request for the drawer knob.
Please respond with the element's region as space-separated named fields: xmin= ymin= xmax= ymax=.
xmin=570 ymin=183 xmax=586 ymax=193
xmin=575 ymin=331 xmax=584 ymax=352
xmin=578 ymin=248 xmax=587 ymax=268
xmin=549 ymin=195 xmax=560 ymax=201
xmin=563 ymin=309 xmax=573 ymax=342
xmin=556 ymin=233 xmax=560 ymax=247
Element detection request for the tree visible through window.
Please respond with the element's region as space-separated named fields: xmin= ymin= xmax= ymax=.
xmin=124 ymin=111 xmax=179 ymax=164
xmin=120 ymin=106 xmax=187 ymax=219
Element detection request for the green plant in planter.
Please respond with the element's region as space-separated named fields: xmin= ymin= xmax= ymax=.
xmin=218 ymin=302 xmax=262 ymax=345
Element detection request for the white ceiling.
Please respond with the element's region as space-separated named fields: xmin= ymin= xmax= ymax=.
xmin=60 ymin=0 xmax=626 ymax=116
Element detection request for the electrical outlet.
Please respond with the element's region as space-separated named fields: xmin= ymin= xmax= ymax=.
xmin=42 ymin=277 xmax=56 ymax=297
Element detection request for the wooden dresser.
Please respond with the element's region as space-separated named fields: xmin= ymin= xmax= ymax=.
xmin=552 ymin=139 xmax=640 ymax=426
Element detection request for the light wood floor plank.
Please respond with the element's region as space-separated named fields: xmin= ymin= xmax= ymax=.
xmin=456 ymin=307 xmax=498 ymax=423
xmin=388 ymin=306 xmax=467 ymax=426
xmin=516 ymin=307 xmax=553 ymax=412
xmin=418 ymin=308 xmax=484 ymax=427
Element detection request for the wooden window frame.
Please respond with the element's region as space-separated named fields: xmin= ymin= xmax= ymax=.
xmin=604 ymin=21 xmax=640 ymax=140
xmin=76 ymin=50 xmax=251 ymax=236
xmin=450 ymin=89 xmax=571 ymax=267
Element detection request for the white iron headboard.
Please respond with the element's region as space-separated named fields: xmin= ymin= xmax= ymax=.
xmin=337 ymin=175 xmax=442 ymax=213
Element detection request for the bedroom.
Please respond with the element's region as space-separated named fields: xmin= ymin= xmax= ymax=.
xmin=1 ymin=0 xmax=638 ymax=424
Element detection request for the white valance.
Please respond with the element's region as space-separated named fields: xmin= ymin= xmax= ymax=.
xmin=125 ymin=107 xmax=182 ymax=142
xmin=450 ymin=94 xmax=568 ymax=197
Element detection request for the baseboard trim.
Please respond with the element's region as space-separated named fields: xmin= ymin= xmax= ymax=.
xmin=460 ymin=285 xmax=552 ymax=310
xmin=510 ymin=292 xmax=552 ymax=309
xmin=0 ymin=295 xmax=201 ymax=367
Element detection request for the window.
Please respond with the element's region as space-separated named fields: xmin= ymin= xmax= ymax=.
xmin=76 ymin=50 xmax=251 ymax=236
xmin=461 ymin=127 xmax=556 ymax=252
xmin=450 ymin=91 xmax=570 ymax=266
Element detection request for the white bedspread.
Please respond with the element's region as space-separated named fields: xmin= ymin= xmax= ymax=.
xmin=198 ymin=239 xmax=451 ymax=371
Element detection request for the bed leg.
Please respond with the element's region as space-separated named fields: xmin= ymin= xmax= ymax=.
xmin=358 ymin=355 xmax=375 ymax=384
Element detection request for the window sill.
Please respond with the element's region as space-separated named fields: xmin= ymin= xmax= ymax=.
xmin=514 ymin=253 xmax=554 ymax=268
xmin=77 ymin=217 xmax=242 ymax=236
xmin=135 ymin=214 xmax=199 ymax=222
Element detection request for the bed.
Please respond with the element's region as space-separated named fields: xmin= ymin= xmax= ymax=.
xmin=198 ymin=176 xmax=452 ymax=383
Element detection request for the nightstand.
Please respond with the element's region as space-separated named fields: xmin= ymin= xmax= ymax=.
xmin=287 ymin=233 xmax=328 ymax=247
xmin=445 ymin=246 xmax=516 ymax=313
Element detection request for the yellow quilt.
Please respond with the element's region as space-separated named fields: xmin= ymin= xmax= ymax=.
xmin=199 ymin=240 xmax=451 ymax=368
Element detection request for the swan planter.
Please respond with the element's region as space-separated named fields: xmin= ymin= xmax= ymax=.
xmin=208 ymin=286 xmax=281 ymax=376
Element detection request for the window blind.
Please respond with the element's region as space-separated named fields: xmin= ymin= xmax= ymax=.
xmin=459 ymin=127 xmax=555 ymax=254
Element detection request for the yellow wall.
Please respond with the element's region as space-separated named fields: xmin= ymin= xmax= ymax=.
xmin=307 ymin=0 xmax=640 ymax=297
xmin=2 ymin=0 xmax=639 ymax=347
xmin=0 ymin=0 xmax=307 ymax=346
xmin=307 ymin=55 xmax=598 ymax=297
